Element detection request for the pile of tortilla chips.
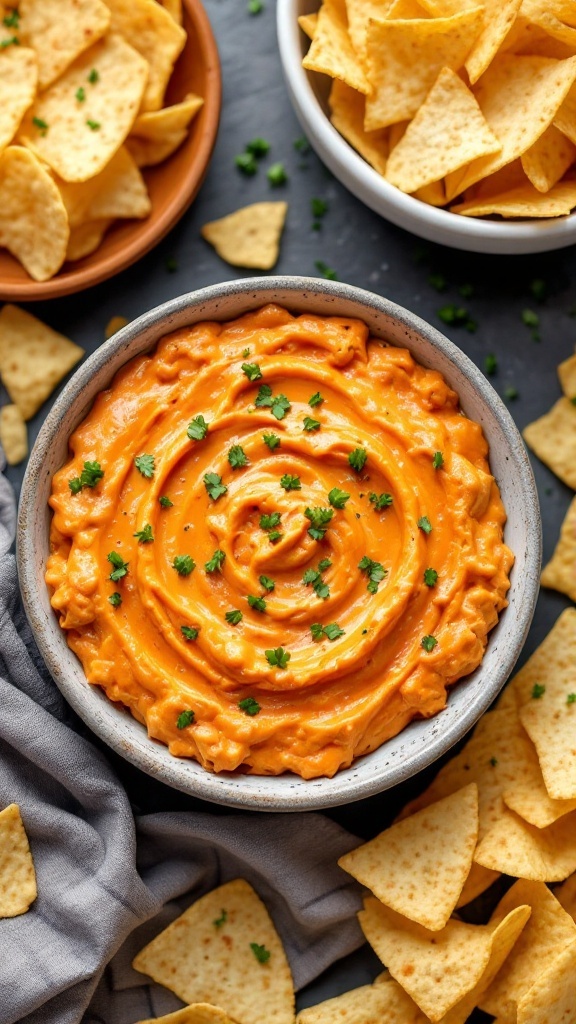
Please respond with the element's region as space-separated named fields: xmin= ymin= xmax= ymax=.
xmin=0 ymin=303 xmax=83 ymax=463
xmin=301 ymin=0 xmax=576 ymax=219
xmin=131 ymin=611 xmax=576 ymax=1023
xmin=0 ymin=0 xmax=203 ymax=281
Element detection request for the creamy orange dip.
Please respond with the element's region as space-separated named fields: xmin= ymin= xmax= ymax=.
xmin=46 ymin=305 xmax=513 ymax=779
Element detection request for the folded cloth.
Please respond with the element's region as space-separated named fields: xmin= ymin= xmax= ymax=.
xmin=0 ymin=465 xmax=364 ymax=1024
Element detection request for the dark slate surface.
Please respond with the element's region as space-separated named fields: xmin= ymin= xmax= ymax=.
xmin=3 ymin=0 xmax=575 ymax=1013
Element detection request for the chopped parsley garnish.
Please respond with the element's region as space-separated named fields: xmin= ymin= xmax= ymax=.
xmin=268 ymin=529 xmax=283 ymax=544
xmin=0 ymin=35 xmax=18 ymax=47
xmin=255 ymin=384 xmax=291 ymax=420
xmin=235 ymin=152 xmax=257 ymax=175
xmin=424 ymin=568 xmax=438 ymax=587
xmin=459 ymin=283 xmax=474 ymax=298
xmin=166 ymin=257 xmax=178 ymax=273
xmin=75 ymin=87 xmax=86 ymax=102
xmin=259 ymin=574 xmax=275 ymax=592
xmin=134 ymin=453 xmax=155 ymax=478
xmin=484 ymin=353 xmax=498 ymax=376
xmin=88 ymin=68 xmax=99 ymax=83
xmin=303 ymin=565 xmax=330 ymax=600
xmin=358 ymin=555 xmax=387 ymax=594
xmin=490 ymin=756 xmax=498 ymax=767
xmin=228 ymin=444 xmax=249 ymax=468
xmin=108 ymin=592 xmax=122 ymax=607
xmin=2 ymin=9 xmax=19 ymax=27
xmin=328 ymin=487 xmax=350 ymax=509
xmin=531 ymin=683 xmax=546 ymax=699
xmin=242 ymin=347 xmax=250 ymax=357
xmin=246 ymin=137 xmax=270 ymax=157
xmin=265 ymin=647 xmax=290 ymax=668
xmin=86 ymin=119 xmax=101 ymax=130
xmin=134 ymin=523 xmax=154 ymax=543
xmin=107 ymin=551 xmax=128 ymax=581
xmin=225 ymin=609 xmax=243 ymax=625
xmin=310 ymin=622 xmax=324 ymax=640
xmin=248 ymin=595 xmax=266 ymax=612
xmin=280 ymin=473 xmax=301 ymax=490
xmin=418 ymin=515 xmax=432 ymax=534
xmin=530 ymin=279 xmax=546 ymax=302
xmin=267 ymin=162 xmax=287 ymax=186
xmin=239 ymin=696 xmax=261 ymax=714
xmin=173 ymin=555 xmax=195 ymax=576
xmin=303 ymin=416 xmax=321 ymax=431
xmin=311 ymin=198 xmax=328 ymax=218
xmin=568 ymin=693 xmax=576 ymax=704
xmin=248 ymin=0 xmax=263 ymax=14
xmin=260 ymin=512 xmax=281 ymax=531
xmin=294 ymin=136 xmax=310 ymax=154
xmin=205 ymin=549 xmax=225 ymax=573
xmin=159 ymin=496 xmax=173 ymax=508
xmin=522 ymin=309 xmax=539 ymax=328
xmin=323 ymin=622 xmax=345 ymax=641
xmin=305 ymin=506 xmax=333 ymax=540
xmin=68 ymin=460 xmax=104 ymax=494
xmin=187 ymin=415 xmax=209 ymax=441
xmin=421 ymin=635 xmax=438 ymax=652
xmin=308 ymin=391 xmax=324 ymax=407
xmin=437 ymin=305 xmax=470 ymax=326
xmin=250 ymin=942 xmax=271 ymax=962
xmin=432 ymin=451 xmax=444 ymax=470
xmin=213 ymin=909 xmax=227 ymax=928
xmin=242 ymin=362 xmax=262 ymax=382
xmin=504 ymin=386 xmax=518 ymax=401
xmin=204 ymin=472 xmax=227 ymax=500
xmin=348 ymin=447 xmax=367 ymax=472
xmin=177 ymin=710 xmax=195 ymax=728
xmin=369 ymin=492 xmax=392 ymax=510
xmin=181 ymin=626 xmax=199 ymax=640
xmin=263 ymin=433 xmax=281 ymax=450
xmin=428 ymin=273 xmax=446 ymax=292
xmin=315 ymin=260 xmax=337 ymax=280
xmin=32 ymin=115 xmax=48 ymax=134
xmin=318 ymin=558 xmax=332 ymax=571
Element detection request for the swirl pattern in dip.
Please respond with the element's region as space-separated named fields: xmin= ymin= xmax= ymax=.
xmin=46 ymin=305 xmax=513 ymax=778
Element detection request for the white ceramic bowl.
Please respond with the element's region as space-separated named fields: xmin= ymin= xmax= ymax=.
xmin=18 ymin=277 xmax=541 ymax=811
xmin=277 ymin=0 xmax=576 ymax=255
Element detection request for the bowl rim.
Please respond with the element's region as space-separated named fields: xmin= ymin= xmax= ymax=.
xmin=17 ymin=276 xmax=542 ymax=811
xmin=0 ymin=0 xmax=222 ymax=302
xmin=277 ymin=0 xmax=576 ymax=255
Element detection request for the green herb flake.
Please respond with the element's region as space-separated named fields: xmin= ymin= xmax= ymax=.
xmin=308 ymin=391 xmax=324 ymax=407
xmin=424 ymin=567 xmax=438 ymax=587
xmin=267 ymin=162 xmax=287 ymax=186
xmin=159 ymin=496 xmax=173 ymax=508
xmin=432 ymin=451 xmax=444 ymax=470
xmin=68 ymin=459 xmax=104 ymax=494
xmin=348 ymin=447 xmax=367 ymax=472
xmin=303 ymin=415 xmax=321 ymax=431
xmin=213 ymin=909 xmax=227 ymax=928
xmin=504 ymin=386 xmax=518 ymax=401
xmin=323 ymin=622 xmax=345 ymax=641
xmin=358 ymin=555 xmax=387 ymax=594
xmin=280 ymin=473 xmax=301 ymax=491
xmin=311 ymin=198 xmax=328 ymax=218
xmin=250 ymin=942 xmax=271 ymax=962
xmin=75 ymin=87 xmax=86 ymax=102
xmin=2 ymin=9 xmax=19 ymax=28
xmin=305 ymin=506 xmax=334 ymax=540
xmin=247 ymin=595 xmax=266 ymax=612
xmin=248 ymin=0 xmax=264 ymax=13
xmin=256 ymin=384 xmax=291 ymax=420
xmin=428 ymin=273 xmax=446 ymax=292
xmin=181 ymin=626 xmax=199 ymax=640
xmin=530 ymin=279 xmax=546 ymax=302
xmin=294 ymin=136 xmax=310 ymax=154
xmin=268 ymin=529 xmax=283 ymax=544
xmin=369 ymin=491 xmax=392 ymax=510
xmin=318 ymin=558 xmax=332 ymax=571
xmin=0 ymin=35 xmax=18 ymax=47
xmin=484 ymin=353 xmax=498 ymax=376
xmin=134 ymin=453 xmax=155 ymax=478
xmin=271 ymin=394 xmax=291 ymax=420
xmin=328 ymin=487 xmax=350 ymax=509
xmin=107 ymin=551 xmax=129 ymax=581
xmin=235 ymin=151 xmax=257 ymax=175
xmin=567 ymin=693 xmax=576 ymax=704
xmin=314 ymin=259 xmax=337 ymax=280
xmin=242 ymin=347 xmax=250 ymax=358
xmin=108 ymin=592 xmax=122 ymax=607
xmin=437 ymin=304 xmax=469 ymax=326
xmin=242 ymin=362 xmax=262 ymax=382
xmin=204 ymin=472 xmax=227 ymax=501
xmin=522 ymin=309 xmax=539 ymax=328
xmin=263 ymin=432 xmax=281 ymax=450
xmin=134 ymin=523 xmax=154 ymax=543
xmin=531 ymin=683 xmax=546 ymax=699
xmin=259 ymin=574 xmax=275 ymax=592
xmin=225 ymin=609 xmax=243 ymax=625
xmin=260 ymin=511 xmax=281 ymax=530
xmin=310 ymin=622 xmax=324 ymax=640
xmin=421 ymin=635 xmax=438 ymax=652
xmin=418 ymin=515 xmax=432 ymax=534
xmin=490 ymin=756 xmax=498 ymax=767
xmin=205 ymin=549 xmax=225 ymax=573
xmin=228 ymin=444 xmax=249 ymax=469
xmin=187 ymin=415 xmax=209 ymax=441
xmin=239 ymin=696 xmax=261 ymax=715
xmin=88 ymin=68 xmax=99 ymax=83
xmin=166 ymin=257 xmax=178 ymax=273
xmin=265 ymin=647 xmax=290 ymax=668
xmin=32 ymin=115 xmax=48 ymax=134
xmin=86 ymin=119 xmax=101 ymax=131
xmin=459 ymin=283 xmax=474 ymax=298
xmin=177 ymin=709 xmax=195 ymax=729
xmin=246 ymin=137 xmax=270 ymax=157
xmin=173 ymin=555 xmax=195 ymax=576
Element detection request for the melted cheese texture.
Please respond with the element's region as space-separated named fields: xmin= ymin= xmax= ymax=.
xmin=46 ymin=305 xmax=513 ymax=778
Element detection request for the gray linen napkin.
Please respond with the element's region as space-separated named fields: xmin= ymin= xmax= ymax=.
xmin=0 ymin=464 xmax=364 ymax=1024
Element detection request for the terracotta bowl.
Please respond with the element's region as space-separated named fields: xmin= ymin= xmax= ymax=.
xmin=18 ymin=277 xmax=542 ymax=811
xmin=0 ymin=0 xmax=221 ymax=302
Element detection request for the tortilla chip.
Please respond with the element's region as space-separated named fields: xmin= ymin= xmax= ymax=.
xmin=468 ymin=157 xmax=529 ymax=198
xmin=388 ymin=120 xmax=409 ymax=151
xmin=358 ymin=896 xmax=529 ymax=1022
xmin=503 ymin=762 xmax=576 ymax=829
xmin=136 ymin=1006 xmax=240 ymax=1024
xmin=126 ymin=94 xmax=203 ymax=167
xmin=0 ymin=804 xmax=37 ymax=917
xmin=57 ymin=147 xmax=151 ymax=228
xmin=554 ymin=83 xmax=576 ymax=144
xmin=418 ymin=0 xmax=477 ymax=11
xmin=66 ymin=218 xmax=112 ymax=261
xmin=20 ymin=33 xmax=149 ymax=183
xmin=0 ymin=305 xmax=84 ymax=420
xmin=296 ymin=976 xmax=427 ymax=1023
xmin=445 ymin=55 xmax=576 ymax=201
xmin=520 ymin=0 xmax=576 ymax=48
xmin=339 ymin=784 xmax=479 ymax=931
xmin=156 ymin=0 xmax=182 ymax=24
xmin=541 ymin=494 xmax=576 ymax=602
xmin=105 ymin=0 xmax=186 ymax=111
xmin=298 ymin=12 xmax=318 ymax=39
xmin=557 ymin=871 xmax=576 ymax=920
xmin=524 ymin=398 xmax=576 ymax=486
xmin=345 ymin=0 xmax=394 ymax=57
xmin=19 ymin=0 xmax=110 ymax=89
xmin=201 ymin=202 xmax=287 ymax=270
xmin=517 ymin=938 xmax=576 ymax=1024
xmin=480 ymin=880 xmax=576 ymax=1020
xmin=474 ymin=804 xmax=576 ymax=881
xmin=132 ymin=879 xmax=295 ymax=1024
xmin=303 ymin=0 xmax=371 ymax=95
xmin=387 ymin=0 xmax=429 ymax=15
xmin=557 ymin=350 xmax=576 ymax=396
xmin=521 ymin=124 xmax=576 ymax=192
xmin=465 ymin=0 xmax=524 ymax=84
xmin=329 ymin=80 xmax=389 ymax=176
xmin=451 ymin=180 xmax=576 ymax=217
xmin=105 ymin=316 xmax=129 ymax=339
xmin=385 ymin=68 xmax=501 ymax=194
xmin=0 ymin=45 xmax=37 ymax=154
xmin=363 ymin=9 xmax=485 ymax=132
xmin=0 ymin=146 xmax=69 ymax=282
xmin=0 ymin=405 xmax=28 ymax=466
xmin=413 ymin=180 xmax=446 ymax=205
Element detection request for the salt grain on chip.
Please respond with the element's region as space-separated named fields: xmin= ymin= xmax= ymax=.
xmin=303 ymin=0 xmax=371 ymax=96
xmin=0 ymin=146 xmax=69 ymax=281
xmin=0 ymin=305 xmax=84 ymax=420
xmin=0 ymin=804 xmax=37 ymax=918
xmin=201 ymin=202 xmax=287 ymax=270
xmin=0 ymin=44 xmax=37 ymax=155
xmin=19 ymin=0 xmax=110 ymax=89
xmin=0 ymin=405 xmax=28 ymax=466
xmin=105 ymin=0 xmax=187 ymax=112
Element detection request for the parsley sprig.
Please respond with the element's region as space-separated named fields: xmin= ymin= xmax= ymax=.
xmin=369 ymin=492 xmax=392 ymax=510
xmin=239 ymin=696 xmax=261 ymax=715
xmin=204 ymin=473 xmax=227 ymax=501
xmin=205 ymin=549 xmax=225 ymax=573
xmin=280 ymin=474 xmax=301 ymax=491
xmin=225 ymin=609 xmax=243 ymax=625
xmin=305 ymin=506 xmax=333 ymax=540
xmin=134 ymin=453 xmax=155 ymax=478
xmin=173 ymin=555 xmax=195 ymax=576
xmin=134 ymin=523 xmax=154 ymax=543
xmin=358 ymin=556 xmax=387 ymax=594
xmin=311 ymin=622 xmax=345 ymax=641
xmin=348 ymin=448 xmax=367 ymax=472
xmin=265 ymin=647 xmax=290 ymax=668
xmin=263 ymin=433 xmax=280 ymax=450
xmin=69 ymin=460 xmax=104 ymax=494
xmin=228 ymin=444 xmax=249 ymax=468
xmin=255 ymin=384 xmax=291 ymax=420
xmin=181 ymin=626 xmax=199 ymax=640
xmin=187 ymin=415 xmax=209 ymax=441
xmin=107 ymin=551 xmax=128 ymax=581
xmin=328 ymin=487 xmax=350 ymax=509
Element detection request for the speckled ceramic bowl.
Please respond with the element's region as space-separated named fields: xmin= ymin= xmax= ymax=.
xmin=17 ymin=277 xmax=541 ymax=811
